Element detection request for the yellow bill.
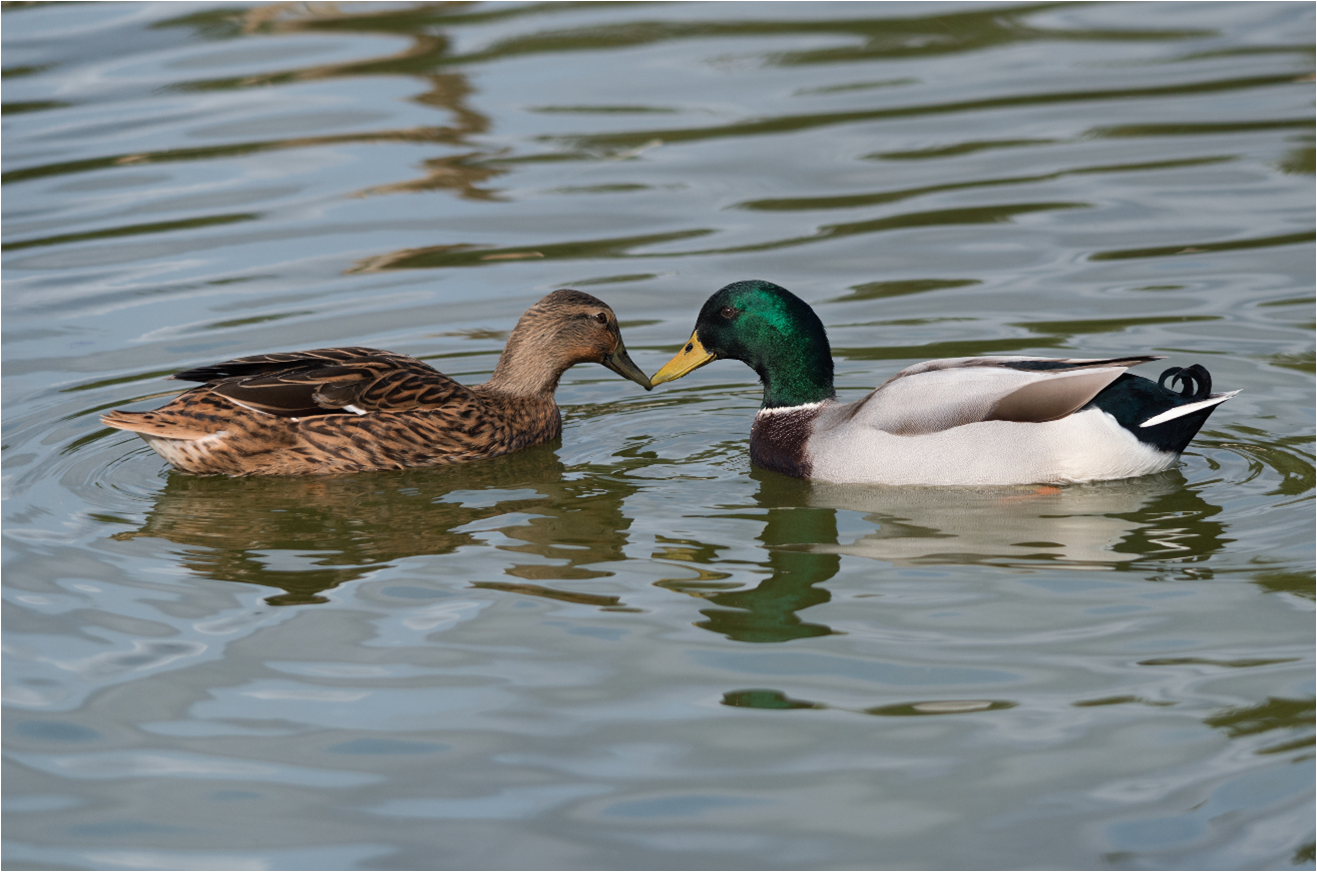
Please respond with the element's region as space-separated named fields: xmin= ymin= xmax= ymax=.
xmin=651 ymin=332 xmax=716 ymax=386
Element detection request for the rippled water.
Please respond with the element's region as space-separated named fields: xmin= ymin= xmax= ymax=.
xmin=4 ymin=2 xmax=1314 ymax=869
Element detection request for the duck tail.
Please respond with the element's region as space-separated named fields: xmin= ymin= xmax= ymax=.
xmin=101 ymin=410 xmax=209 ymax=440
xmin=1089 ymin=365 xmax=1237 ymax=455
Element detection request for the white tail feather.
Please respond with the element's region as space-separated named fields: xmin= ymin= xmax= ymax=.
xmin=1140 ymin=391 xmax=1239 ymax=428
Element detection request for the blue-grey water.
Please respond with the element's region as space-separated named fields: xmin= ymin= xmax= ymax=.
xmin=3 ymin=2 xmax=1313 ymax=869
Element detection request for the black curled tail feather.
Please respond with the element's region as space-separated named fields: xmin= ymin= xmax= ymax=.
xmin=1158 ymin=364 xmax=1212 ymax=400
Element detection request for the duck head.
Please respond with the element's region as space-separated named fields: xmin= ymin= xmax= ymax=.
xmin=651 ymin=280 xmax=835 ymax=409
xmin=490 ymin=289 xmax=651 ymax=395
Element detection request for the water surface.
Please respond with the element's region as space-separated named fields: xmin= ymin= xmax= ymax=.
xmin=3 ymin=2 xmax=1313 ymax=869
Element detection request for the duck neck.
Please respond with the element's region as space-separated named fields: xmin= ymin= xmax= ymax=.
xmin=484 ymin=333 xmax=564 ymax=397
xmin=753 ymin=335 xmax=835 ymax=410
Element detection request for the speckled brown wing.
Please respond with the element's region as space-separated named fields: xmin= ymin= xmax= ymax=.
xmin=102 ymin=347 xmax=562 ymax=475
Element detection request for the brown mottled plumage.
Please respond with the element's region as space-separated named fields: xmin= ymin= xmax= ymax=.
xmin=101 ymin=290 xmax=652 ymax=476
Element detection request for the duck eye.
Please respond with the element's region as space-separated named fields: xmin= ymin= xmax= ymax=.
xmin=594 ymin=312 xmax=608 ymax=325
xmin=720 ymin=306 xmax=739 ymax=319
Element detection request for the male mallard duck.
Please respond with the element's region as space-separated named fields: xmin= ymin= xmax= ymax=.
xmin=650 ymin=280 xmax=1236 ymax=486
xmin=102 ymin=289 xmax=651 ymax=476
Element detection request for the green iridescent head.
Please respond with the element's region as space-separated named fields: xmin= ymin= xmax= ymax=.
xmin=651 ymin=280 xmax=836 ymax=409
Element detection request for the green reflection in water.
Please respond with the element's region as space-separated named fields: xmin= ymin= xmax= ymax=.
xmin=1090 ymin=118 xmax=1313 ymax=138
xmin=354 ymin=201 xmax=1085 ymax=273
xmin=352 ymin=228 xmax=714 ymax=272
xmin=1266 ymin=350 xmax=1315 ymax=375
xmin=1016 ymin=315 xmax=1220 ymax=336
xmin=833 ymin=335 xmax=1067 ymax=362
xmin=2 ymin=213 xmax=260 ymax=252
xmin=720 ymin=688 xmax=1017 ymax=716
xmin=0 ymin=127 xmax=471 ymax=186
xmin=1278 ymin=146 xmax=1316 ymax=176
xmin=568 ymin=273 xmax=663 ymax=287
xmin=874 ymin=138 xmax=1057 ymax=160
xmin=545 ymin=184 xmax=652 ymax=195
xmin=1104 ymin=485 xmax=1230 ymax=568
xmin=1090 ymin=231 xmax=1314 ymax=261
xmin=722 ymin=689 xmax=820 ymax=710
xmin=564 ymin=74 xmax=1295 ymax=150
xmin=1251 ymin=570 xmax=1315 ymax=600
xmin=1204 ymin=696 xmax=1315 ymax=756
xmin=654 ymin=471 xmax=838 ymax=644
xmin=699 ymin=202 xmax=1087 ymax=258
xmin=530 ymin=105 xmax=678 ymax=115
xmin=2 ymin=100 xmax=72 ymax=115
xmin=1 ymin=63 xmax=57 ymax=79
xmin=826 ymin=278 xmax=981 ymax=304
xmin=864 ymin=700 xmax=1016 ymax=716
xmin=739 ymin=156 xmax=1229 ymax=212
xmin=63 ymin=369 xmax=189 ymax=394
xmin=694 ymin=512 xmax=840 ymax=644
xmin=1138 ymin=657 xmax=1300 ymax=668
xmin=1073 ymin=695 xmax=1175 ymax=708
xmin=471 ymin=581 xmax=621 ymax=607
xmin=1208 ymin=426 xmax=1316 ymax=498
xmin=205 ymin=311 xmax=315 ymax=330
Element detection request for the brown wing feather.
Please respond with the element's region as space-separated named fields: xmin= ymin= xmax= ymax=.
xmin=171 ymin=347 xmax=411 ymax=383
xmin=177 ymin=348 xmax=475 ymax=418
xmin=986 ymin=368 xmax=1128 ymax=423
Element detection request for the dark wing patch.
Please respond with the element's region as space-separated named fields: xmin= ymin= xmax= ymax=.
xmin=211 ymin=379 xmax=329 ymax=417
xmin=990 ymin=355 xmax=1163 ymax=373
xmin=179 ymin=348 xmax=472 ymax=418
xmin=172 ymin=347 xmax=405 ymax=383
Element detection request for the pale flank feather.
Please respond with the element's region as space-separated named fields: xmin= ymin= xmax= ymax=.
xmin=808 ymin=357 xmax=1176 ymax=485
xmin=808 ymin=408 xmax=1173 ymax=486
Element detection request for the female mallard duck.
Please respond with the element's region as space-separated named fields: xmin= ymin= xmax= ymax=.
xmin=650 ymin=280 xmax=1236 ymax=486
xmin=103 ymin=289 xmax=652 ymax=476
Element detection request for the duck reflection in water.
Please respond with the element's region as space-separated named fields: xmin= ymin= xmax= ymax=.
xmin=656 ymin=469 xmax=1229 ymax=643
xmin=797 ymin=472 xmax=1229 ymax=569
xmin=112 ymin=446 xmax=638 ymax=605
xmin=655 ymin=477 xmax=840 ymax=644
xmin=114 ymin=448 xmax=1228 ymax=620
